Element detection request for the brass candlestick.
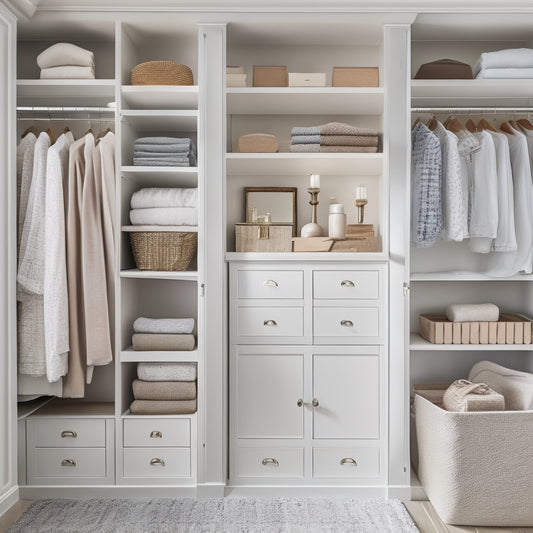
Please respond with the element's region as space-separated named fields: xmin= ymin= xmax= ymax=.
xmin=300 ymin=187 xmax=324 ymax=237
xmin=355 ymin=198 xmax=368 ymax=224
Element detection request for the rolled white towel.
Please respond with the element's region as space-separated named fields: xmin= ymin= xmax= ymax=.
xmin=445 ymin=303 xmax=500 ymax=323
xmin=129 ymin=207 xmax=198 ymax=226
xmin=40 ymin=66 xmax=95 ymax=80
xmin=473 ymin=48 xmax=533 ymax=76
xmin=131 ymin=188 xmax=198 ymax=209
xmin=137 ymin=362 xmax=197 ymax=382
xmin=133 ymin=316 xmax=195 ymax=334
xmin=37 ymin=43 xmax=95 ymax=69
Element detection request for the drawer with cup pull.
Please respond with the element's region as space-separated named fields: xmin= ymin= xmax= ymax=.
xmin=313 ymin=270 xmax=380 ymax=300
xmin=28 ymin=418 xmax=106 ymax=448
xmin=237 ymin=307 xmax=304 ymax=338
xmin=123 ymin=418 xmax=190 ymax=447
xmin=123 ymin=447 xmax=191 ymax=478
xmin=312 ymin=447 xmax=380 ymax=478
xmin=237 ymin=270 xmax=304 ymax=299
xmin=313 ymin=307 xmax=380 ymax=340
xmin=30 ymin=447 xmax=106 ymax=478
xmin=236 ymin=447 xmax=304 ymax=478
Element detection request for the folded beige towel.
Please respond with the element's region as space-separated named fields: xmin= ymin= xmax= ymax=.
xmin=37 ymin=42 xmax=95 ymax=69
xmin=443 ymin=379 xmax=505 ymax=412
xmin=237 ymin=133 xmax=278 ymax=153
xmin=40 ymin=66 xmax=95 ymax=79
xmin=129 ymin=399 xmax=197 ymax=415
xmin=132 ymin=333 xmax=195 ymax=351
xmin=137 ymin=362 xmax=197 ymax=381
xmin=132 ymin=379 xmax=196 ymax=401
xmin=446 ymin=303 xmax=499 ymax=322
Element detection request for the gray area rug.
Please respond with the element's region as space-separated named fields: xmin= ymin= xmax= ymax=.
xmin=8 ymin=497 xmax=419 ymax=533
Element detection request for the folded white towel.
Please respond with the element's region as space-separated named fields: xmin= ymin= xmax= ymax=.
xmin=131 ymin=188 xmax=198 ymax=209
xmin=129 ymin=207 xmax=198 ymax=226
xmin=445 ymin=303 xmax=500 ymax=323
xmin=476 ymin=67 xmax=533 ymax=79
xmin=473 ymin=48 xmax=533 ymax=76
xmin=40 ymin=66 xmax=95 ymax=79
xmin=37 ymin=43 xmax=95 ymax=69
xmin=137 ymin=362 xmax=197 ymax=382
xmin=133 ymin=316 xmax=195 ymax=334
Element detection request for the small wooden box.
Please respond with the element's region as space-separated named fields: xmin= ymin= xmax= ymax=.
xmin=288 ymin=73 xmax=326 ymax=87
xmin=253 ymin=65 xmax=288 ymax=87
xmin=235 ymin=223 xmax=293 ymax=252
xmin=332 ymin=67 xmax=379 ymax=87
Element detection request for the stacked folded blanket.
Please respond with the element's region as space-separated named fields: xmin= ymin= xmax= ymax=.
xmin=290 ymin=122 xmax=379 ymax=153
xmin=474 ymin=48 xmax=533 ymax=79
xmin=129 ymin=362 xmax=197 ymax=415
xmin=132 ymin=316 xmax=196 ymax=351
xmin=133 ymin=136 xmax=197 ymax=167
xmin=129 ymin=187 xmax=198 ymax=226
xmin=37 ymin=42 xmax=95 ymax=79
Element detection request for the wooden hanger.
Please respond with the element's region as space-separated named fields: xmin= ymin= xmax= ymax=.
xmin=21 ymin=125 xmax=39 ymax=139
xmin=97 ymin=127 xmax=112 ymax=140
xmin=465 ymin=119 xmax=477 ymax=133
xmin=509 ymin=119 xmax=519 ymax=130
xmin=518 ymin=118 xmax=533 ymax=130
xmin=426 ymin=115 xmax=438 ymax=131
xmin=44 ymin=126 xmax=56 ymax=144
xmin=443 ymin=116 xmax=452 ymax=128
xmin=477 ymin=118 xmax=497 ymax=132
xmin=500 ymin=121 xmax=515 ymax=135
xmin=446 ymin=118 xmax=466 ymax=134
xmin=411 ymin=117 xmax=421 ymax=131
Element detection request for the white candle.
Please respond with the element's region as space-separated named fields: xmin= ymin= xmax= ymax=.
xmin=310 ymin=174 xmax=320 ymax=188
xmin=356 ymin=186 xmax=367 ymax=200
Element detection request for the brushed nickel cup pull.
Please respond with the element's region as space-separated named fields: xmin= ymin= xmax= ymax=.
xmin=61 ymin=459 xmax=76 ymax=467
xmin=341 ymin=280 xmax=355 ymax=287
xmin=340 ymin=457 xmax=357 ymax=466
xmin=150 ymin=431 xmax=163 ymax=439
xmin=264 ymin=319 xmax=277 ymax=326
xmin=150 ymin=458 xmax=165 ymax=466
xmin=264 ymin=280 xmax=279 ymax=287
xmin=340 ymin=320 xmax=354 ymax=327
xmin=312 ymin=398 xmax=319 ymax=407
xmin=297 ymin=398 xmax=303 ymax=407
xmin=261 ymin=458 xmax=279 ymax=466
xmin=61 ymin=430 xmax=77 ymax=438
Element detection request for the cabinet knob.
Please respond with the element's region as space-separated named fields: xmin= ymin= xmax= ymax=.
xmin=61 ymin=430 xmax=77 ymax=438
xmin=150 ymin=430 xmax=163 ymax=439
xmin=340 ymin=320 xmax=354 ymax=327
xmin=264 ymin=280 xmax=278 ymax=287
xmin=61 ymin=459 xmax=76 ymax=467
xmin=340 ymin=457 xmax=357 ymax=466
xmin=296 ymin=398 xmax=303 ymax=407
xmin=263 ymin=319 xmax=277 ymax=326
xmin=261 ymin=457 xmax=279 ymax=467
xmin=341 ymin=280 xmax=355 ymax=287
xmin=312 ymin=398 xmax=319 ymax=407
xmin=150 ymin=458 xmax=165 ymax=467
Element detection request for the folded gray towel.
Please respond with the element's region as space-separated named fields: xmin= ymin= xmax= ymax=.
xmin=134 ymin=151 xmax=191 ymax=159
xmin=445 ymin=303 xmax=500 ymax=323
xmin=134 ymin=137 xmax=191 ymax=145
xmin=137 ymin=362 xmax=197 ymax=381
xmin=132 ymin=379 xmax=197 ymax=401
xmin=133 ymin=159 xmax=192 ymax=167
xmin=134 ymin=144 xmax=191 ymax=153
xmin=133 ymin=317 xmax=195 ymax=334
xmin=291 ymin=134 xmax=379 ymax=146
xmin=290 ymin=144 xmax=378 ymax=153
xmin=291 ymin=122 xmax=378 ymax=137
xmin=129 ymin=399 xmax=197 ymax=415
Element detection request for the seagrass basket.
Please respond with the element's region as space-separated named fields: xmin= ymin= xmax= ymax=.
xmin=131 ymin=61 xmax=194 ymax=85
xmin=130 ymin=231 xmax=197 ymax=271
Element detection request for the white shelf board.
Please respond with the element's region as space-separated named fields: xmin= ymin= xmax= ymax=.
xmin=121 ymin=109 xmax=198 ymax=131
xmin=226 ymin=153 xmax=382 ymax=176
xmin=121 ymin=85 xmax=198 ymax=110
xmin=411 ymin=79 xmax=533 ymax=107
xmin=226 ymin=252 xmax=388 ymax=262
xmin=121 ymin=226 xmax=198 ymax=233
xmin=120 ymin=269 xmax=198 ymax=280
xmin=120 ymin=166 xmax=198 ymax=187
xmin=120 ymin=347 xmax=198 ymax=363
xmin=17 ymin=79 xmax=116 ymax=105
xmin=410 ymin=332 xmax=533 ymax=351
xmin=226 ymin=87 xmax=384 ymax=115
xmin=410 ymin=271 xmax=533 ymax=282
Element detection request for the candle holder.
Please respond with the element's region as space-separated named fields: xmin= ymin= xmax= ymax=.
xmin=355 ymin=198 xmax=368 ymax=224
xmin=300 ymin=187 xmax=324 ymax=237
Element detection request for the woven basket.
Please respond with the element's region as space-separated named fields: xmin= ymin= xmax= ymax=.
xmin=130 ymin=231 xmax=197 ymax=271
xmin=131 ymin=61 xmax=194 ymax=85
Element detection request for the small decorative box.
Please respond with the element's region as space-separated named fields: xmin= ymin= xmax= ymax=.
xmin=332 ymin=66 xmax=379 ymax=87
xmin=253 ymin=65 xmax=288 ymax=87
xmin=288 ymin=73 xmax=326 ymax=87
xmin=235 ymin=223 xmax=293 ymax=252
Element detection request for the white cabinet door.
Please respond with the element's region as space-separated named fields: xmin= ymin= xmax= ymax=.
xmin=312 ymin=354 xmax=379 ymax=439
xmin=236 ymin=352 xmax=304 ymax=438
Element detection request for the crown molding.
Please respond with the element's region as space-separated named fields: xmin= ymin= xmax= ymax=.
xmin=1 ymin=0 xmax=40 ymax=19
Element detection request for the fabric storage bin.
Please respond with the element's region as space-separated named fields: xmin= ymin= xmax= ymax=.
xmin=235 ymin=223 xmax=293 ymax=252
xmin=131 ymin=61 xmax=193 ymax=85
xmin=415 ymin=394 xmax=533 ymax=526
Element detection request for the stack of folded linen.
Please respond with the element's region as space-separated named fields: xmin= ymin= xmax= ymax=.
xmin=133 ymin=136 xmax=197 ymax=167
xmin=129 ymin=362 xmax=197 ymax=415
xmin=129 ymin=187 xmax=198 ymax=226
xmin=474 ymin=48 xmax=533 ymax=79
xmin=131 ymin=316 xmax=196 ymax=351
xmin=290 ymin=122 xmax=379 ymax=152
xmin=37 ymin=42 xmax=95 ymax=79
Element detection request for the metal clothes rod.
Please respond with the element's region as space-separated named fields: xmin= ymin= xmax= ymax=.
xmin=16 ymin=106 xmax=115 ymax=113
xmin=412 ymin=107 xmax=533 ymax=114
xmin=17 ymin=117 xmax=116 ymax=121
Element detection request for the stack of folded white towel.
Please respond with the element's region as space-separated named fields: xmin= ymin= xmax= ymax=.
xmin=133 ymin=136 xmax=197 ymax=167
xmin=131 ymin=316 xmax=196 ymax=351
xmin=37 ymin=42 xmax=95 ymax=79
xmin=474 ymin=48 xmax=533 ymax=79
xmin=129 ymin=187 xmax=198 ymax=226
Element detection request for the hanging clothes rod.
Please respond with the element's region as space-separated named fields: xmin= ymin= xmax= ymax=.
xmin=412 ymin=107 xmax=533 ymax=114
xmin=16 ymin=106 xmax=115 ymax=113
xmin=17 ymin=117 xmax=116 ymax=122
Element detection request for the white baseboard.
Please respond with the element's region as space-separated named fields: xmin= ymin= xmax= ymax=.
xmin=20 ymin=486 xmax=197 ymax=500
xmin=196 ymin=483 xmax=225 ymax=498
xmin=387 ymin=485 xmax=412 ymax=500
xmin=224 ymin=486 xmax=388 ymax=498
xmin=0 ymin=485 xmax=19 ymax=518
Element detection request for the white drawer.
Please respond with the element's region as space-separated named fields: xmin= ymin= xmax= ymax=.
xmin=123 ymin=447 xmax=191 ymax=478
xmin=31 ymin=447 xmax=106 ymax=478
xmin=313 ymin=447 xmax=380 ymax=478
xmin=237 ymin=447 xmax=304 ymax=478
xmin=238 ymin=270 xmax=303 ymax=299
xmin=123 ymin=418 xmax=190 ymax=447
xmin=237 ymin=307 xmax=304 ymax=337
xmin=29 ymin=418 xmax=106 ymax=448
xmin=313 ymin=270 xmax=380 ymax=300
xmin=314 ymin=307 xmax=379 ymax=338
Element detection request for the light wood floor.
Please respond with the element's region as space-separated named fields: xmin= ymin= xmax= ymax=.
xmin=2 ymin=499 xmax=532 ymax=532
